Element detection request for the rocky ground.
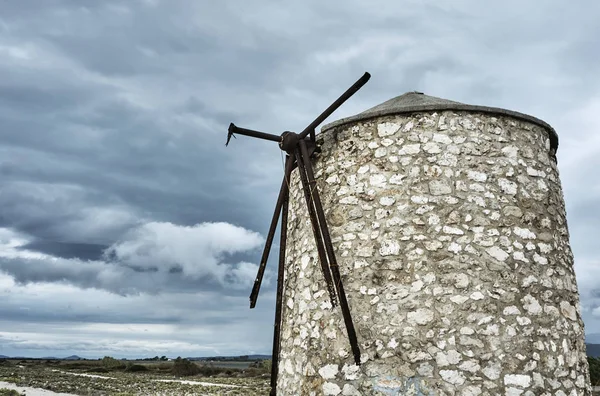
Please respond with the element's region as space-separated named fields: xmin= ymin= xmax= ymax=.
xmin=0 ymin=360 xmax=270 ymax=396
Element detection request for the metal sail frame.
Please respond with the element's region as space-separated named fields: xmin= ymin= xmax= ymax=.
xmin=226 ymin=72 xmax=370 ymax=395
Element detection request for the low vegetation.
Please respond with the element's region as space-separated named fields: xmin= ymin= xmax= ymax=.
xmin=589 ymin=356 xmax=600 ymax=386
xmin=172 ymin=357 xmax=200 ymax=376
xmin=0 ymin=357 xmax=270 ymax=395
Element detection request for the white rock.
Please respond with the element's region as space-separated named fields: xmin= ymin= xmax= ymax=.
xmin=482 ymin=362 xmax=501 ymax=380
xmin=369 ymin=174 xmax=387 ymax=187
xmin=504 ymin=374 xmax=531 ymax=387
xmin=357 ymin=165 xmax=370 ymax=174
xmin=443 ymin=225 xmax=464 ymax=235
xmin=452 ymin=273 xmax=469 ymax=289
xmin=521 ymin=275 xmax=538 ymax=287
xmin=517 ymin=316 xmax=532 ymax=326
xmin=398 ymin=143 xmax=420 ymax=155
xmin=417 ymin=362 xmax=434 ymax=377
xmin=560 ymin=301 xmax=577 ymax=321
xmin=377 ymin=122 xmax=401 ymax=137
xmin=433 ymin=133 xmax=453 ymax=144
xmin=502 ymin=146 xmax=519 ymax=158
xmin=341 ymin=364 xmax=360 ymax=380
xmin=486 ymin=246 xmax=509 ymax=261
xmin=448 ymin=242 xmax=462 ymax=253
xmin=503 ymin=306 xmax=521 ymax=315
xmin=411 ymin=195 xmax=429 ymax=204
xmin=429 ymin=180 xmax=452 ymax=195
xmin=450 ymin=295 xmax=469 ymax=304
xmin=532 ymin=253 xmax=548 ymax=265
xmin=339 ymin=196 xmax=359 ymax=205
xmin=323 ymin=382 xmax=342 ymax=395
xmin=439 ymin=369 xmax=465 ymax=385
xmin=513 ymin=251 xmax=528 ymax=262
xmin=462 ymin=385 xmax=482 ymax=396
xmin=379 ymin=196 xmax=395 ymax=206
xmin=318 ymin=364 xmax=339 ymax=379
xmin=284 ymin=359 xmax=294 ymax=374
xmin=423 ymin=142 xmax=441 ymax=153
xmin=498 ymin=178 xmax=518 ymax=195
xmin=522 ymin=294 xmax=542 ymax=315
xmin=407 ymin=308 xmax=435 ymax=325
xmin=326 ymin=175 xmax=340 ymax=184
xmin=374 ymin=147 xmax=387 ymax=158
xmin=470 ymin=291 xmax=484 ymax=300
xmin=514 ymin=227 xmax=536 ymax=239
xmin=467 ymin=170 xmax=488 ymax=182
xmin=459 ymin=360 xmax=480 ymax=373
xmin=436 ymin=350 xmax=462 ymax=366
xmin=342 ymin=384 xmax=360 ymax=396
xmin=389 ymin=174 xmax=405 ymax=184
xmin=379 ymin=240 xmax=400 ymax=256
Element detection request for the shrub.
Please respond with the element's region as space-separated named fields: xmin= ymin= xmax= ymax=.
xmin=260 ymin=359 xmax=272 ymax=371
xmin=101 ymin=356 xmax=126 ymax=370
xmin=196 ymin=364 xmax=223 ymax=377
xmin=0 ymin=389 xmax=21 ymax=396
xmin=87 ymin=367 xmax=109 ymax=373
xmin=589 ymin=356 xmax=600 ymax=386
xmin=125 ymin=363 xmax=149 ymax=372
xmin=172 ymin=357 xmax=200 ymax=376
xmin=155 ymin=362 xmax=172 ymax=371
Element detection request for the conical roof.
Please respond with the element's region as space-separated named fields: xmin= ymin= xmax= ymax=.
xmin=322 ymin=92 xmax=558 ymax=151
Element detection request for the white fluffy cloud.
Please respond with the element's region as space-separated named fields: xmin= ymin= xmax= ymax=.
xmin=0 ymin=221 xmax=266 ymax=293
xmin=105 ymin=221 xmax=264 ymax=285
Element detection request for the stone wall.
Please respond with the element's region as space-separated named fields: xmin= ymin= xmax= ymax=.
xmin=276 ymin=110 xmax=592 ymax=395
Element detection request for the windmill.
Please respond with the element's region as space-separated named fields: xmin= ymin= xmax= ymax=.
xmin=226 ymin=72 xmax=370 ymax=395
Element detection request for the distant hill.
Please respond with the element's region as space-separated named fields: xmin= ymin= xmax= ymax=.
xmin=63 ymin=355 xmax=82 ymax=360
xmin=587 ymin=343 xmax=600 ymax=357
xmin=0 ymin=355 xmax=8 ymax=359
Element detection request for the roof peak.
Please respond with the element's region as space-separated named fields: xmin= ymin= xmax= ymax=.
xmin=358 ymin=91 xmax=464 ymax=116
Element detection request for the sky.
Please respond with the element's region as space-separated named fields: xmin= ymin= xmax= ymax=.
xmin=0 ymin=0 xmax=599 ymax=359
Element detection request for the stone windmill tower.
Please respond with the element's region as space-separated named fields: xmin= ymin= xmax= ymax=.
xmin=276 ymin=92 xmax=592 ymax=395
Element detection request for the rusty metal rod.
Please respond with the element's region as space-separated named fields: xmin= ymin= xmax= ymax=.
xmin=227 ymin=123 xmax=281 ymax=146
xmin=299 ymin=139 xmax=361 ymax=365
xmin=294 ymin=148 xmax=337 ymax=306
xmin=269 ymin=156 xmax=290 ymax=396
xmin=250 ymin=156 xmax=295 ymax=308
xmin=297 ymin=72 xmax=370 ymax=140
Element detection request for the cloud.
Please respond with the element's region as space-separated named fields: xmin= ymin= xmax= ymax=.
xmin=104 ymin=221 xmax=264 ymax=284
xmin=0 ymin=222 xmax=266 ymax=295
xmin=0 ymin=181 xmax=140 ymax=246
xmin=0 ymin=273 xmax=274 ymax=357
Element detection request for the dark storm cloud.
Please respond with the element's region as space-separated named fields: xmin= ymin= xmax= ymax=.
xmin=0 ymin=0 xmax=293 ymax=249
xmin=20 ymin=241 xmax=107 ymax=261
